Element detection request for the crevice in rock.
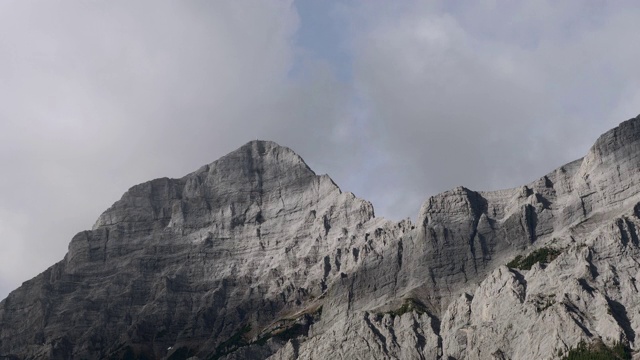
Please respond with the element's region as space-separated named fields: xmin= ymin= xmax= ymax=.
xmin=618 ymin=218 xmax=630 ymax=246
xmin=508 ymin=268 xmax=527 ymax=303
xmin=477 ymin=232 xmax=490 ymax=263
xmin=544 ymin=175 xmax=554 ymax=188
xmin=524 ymin=204 xmax=538 ymax=243
xmin=291 ymin=338 xmax=300 ymax=359
xmin=429 ymin=314 xmax=443 ymax=360
xmin=415 ymin=329 xmax=427 ymax=359
xmin=577 ymin=278 xmax=595 ymax=295
xmin=323 ymin=256 xmax=331 ymax=279
xmin=562 ymin=301 xmax=593 ymax=337
xmin=625 ymin=218 xmax=639 ymax=246
xmin=579 ymin=192 xmax=596 ymax=219
xmin=468 ymin=231 xmax=477 ymax=272
xmin=634 ymin=202 xmax=640 ymax=218
xmin=385 ymin=319 xmax=399 ymax=349
xmin=103 ymin=228 xmax=110 ymax=263
xmin=606 ymin=297 xmax=636 ymax=344
xmin=255 ymin=211 xmax=265 ymax=224
xmin=397 ymin=239 xmax=404 ymax=269
xmin=585 ymin=249 xmax=600 ymax=279
xmin=535 ymin=193 xmax=552 ymax=210
xmin=363 ymin=313 xmax=389 ymax=355
xmin=323 ymin=214 xmax=331 ymax=236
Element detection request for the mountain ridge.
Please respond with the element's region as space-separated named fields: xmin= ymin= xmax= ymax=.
xmin=1 ymin=115 xmax=640 ymax=359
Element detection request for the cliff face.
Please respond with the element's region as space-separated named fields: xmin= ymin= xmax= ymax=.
xmin=1 ymin=116 xmax=640 ymax=360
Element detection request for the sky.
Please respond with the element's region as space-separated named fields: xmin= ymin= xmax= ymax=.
xmin=1 ymin=0 xmax=640 ymax=300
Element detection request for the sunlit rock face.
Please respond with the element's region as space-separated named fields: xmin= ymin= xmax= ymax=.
xmin=2 ymin=115 xmax=640 ymax=360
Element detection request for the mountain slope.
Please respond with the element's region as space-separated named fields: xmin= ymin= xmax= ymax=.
xmin=1 ymin=115 xmax=640 ymax=360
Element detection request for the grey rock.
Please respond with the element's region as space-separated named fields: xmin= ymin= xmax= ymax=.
xmin=269 ymin=311 xmax=440 ymax=360
xmin=2 ymin=115 xmax=640 ymax=359
xmin=0 ymin=141 xmax=375 ymax=359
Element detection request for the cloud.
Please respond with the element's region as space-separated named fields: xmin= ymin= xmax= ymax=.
xmin=0 ymin=0 xmax=349 ymax=299
xmin=340 ymin=0 xmax=640 ymax=218
xmin=1 ymin=0 xmax=639 ymax=300
xmin=0 ymin=210 xmax=28 ymax=292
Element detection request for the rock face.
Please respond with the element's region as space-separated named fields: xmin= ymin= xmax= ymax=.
xmin=1 ymin=115 xmax=640 ymax=359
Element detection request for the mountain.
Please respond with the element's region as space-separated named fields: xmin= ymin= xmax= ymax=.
xmin=1 ymin=115 xmax=640 ymax=359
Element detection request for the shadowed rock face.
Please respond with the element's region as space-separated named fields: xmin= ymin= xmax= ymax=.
xmin=2 ymin=115 xmax=640 ymax=360
xmin=0 ymin=141 xmax=375 ymax=359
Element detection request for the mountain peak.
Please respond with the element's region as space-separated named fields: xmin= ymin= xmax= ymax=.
xmin=236 ymin=139 xmax=291 ymax=158
xmin=91 ymin=139 xmax=330 ymax=232
xmin=586 ymin=114 xmax=640 ymax=164
xmin=4 ymin=117 xmax=640 ymax=360
xmin=205 ymin=139 xmax=314 ymax=177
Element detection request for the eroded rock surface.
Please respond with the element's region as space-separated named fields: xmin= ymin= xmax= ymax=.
xmin=2 ymin=115 xmax=640 ymax=359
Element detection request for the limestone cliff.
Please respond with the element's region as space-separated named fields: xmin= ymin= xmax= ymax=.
xmin=1 ymin=115 xmax=640 ymax=359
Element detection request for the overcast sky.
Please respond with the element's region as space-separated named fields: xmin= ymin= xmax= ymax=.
xmin=1 ymin=0 xmax=639 ymax=300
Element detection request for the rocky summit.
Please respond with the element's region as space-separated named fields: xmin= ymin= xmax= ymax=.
xmin=2 ymin=115 xmax=640 ymax=360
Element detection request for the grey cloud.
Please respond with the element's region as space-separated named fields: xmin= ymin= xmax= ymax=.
xmin=0 ymin=0 xmax=348 ymax=299
xmin=1 ymin=0 xmax=639 ymax=300
xmin=344 ymin=0 xmax=640 ymax=219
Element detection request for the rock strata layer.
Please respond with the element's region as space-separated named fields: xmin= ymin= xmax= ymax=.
xmin=2 ymin=115 xmax=640 ymax=359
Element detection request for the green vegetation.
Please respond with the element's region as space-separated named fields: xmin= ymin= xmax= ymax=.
xmin=530 ymin=293 xmax=556 ymax=312
xmin=536 ymin=298 xmax=555 ymax=312
xmin=561 ymin=340 xmax=631 ymax=360
xmin=507 ymin=247 xmax=562 ymax=270
xmin=380 ymin=298 xmax=428 ymax=318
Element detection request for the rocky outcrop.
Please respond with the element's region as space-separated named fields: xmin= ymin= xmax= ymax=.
xmin=269 ymin=310 xmax=441 ymax=360
xmin=441 ymin=212 xmax=640 ymax=359
xmin=2 ymin=115 xmax=640 ymax=359
xmin=0 ymin=141 xmax=378 ymax=359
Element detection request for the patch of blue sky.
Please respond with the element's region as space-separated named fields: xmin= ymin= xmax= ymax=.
xmin=291 ymin=0 xmax=353 ymax=82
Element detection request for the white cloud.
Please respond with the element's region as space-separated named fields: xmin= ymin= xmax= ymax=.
xmin=0 ymin=209 xmax=29 ymax=288
xmin=0 ymin=0 xmax=348 ymax=299
xmin=342 ymin=0 xmax=640 ymax=218
xmin=1 ymin=0 xmax=639 ymax=300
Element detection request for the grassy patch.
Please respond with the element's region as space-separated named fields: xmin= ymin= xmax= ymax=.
xmin=530 ymin=293 xmax=557 ymax=313
xmin=536 ymin=298 xmax=555 ymax=312
xmin=507 ymin=247 xmax=562 ymax=270
xmin=380 ymin=298 xmax=428 ymax=318
xmin=561 ymin=340 xmax=631 ymax=360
